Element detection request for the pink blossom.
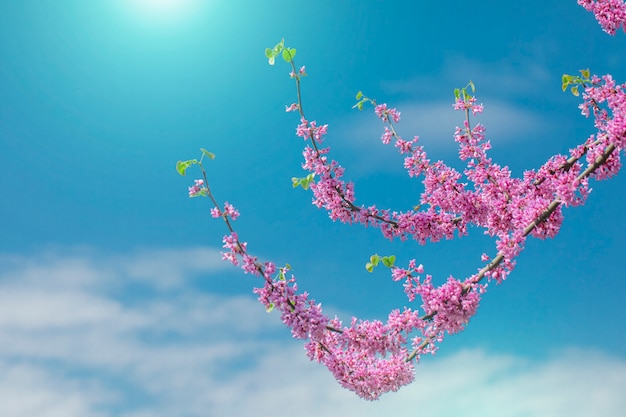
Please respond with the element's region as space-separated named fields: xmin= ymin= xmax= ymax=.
xmin=374 ymin=104 xmax=401 ymax=123
xmin=188 ymin=179 xmax=205 ymax=197
xmin=223 ymin=201 xmax=240 ymax=220
xmin=198 ymin=12 xmax=626 ymax=399
xmin=578 ymin=0 xmax=626 ymax=35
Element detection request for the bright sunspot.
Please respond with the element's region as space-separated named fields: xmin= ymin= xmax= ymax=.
xmin=124 ymin=0 xmax=200 ymax=24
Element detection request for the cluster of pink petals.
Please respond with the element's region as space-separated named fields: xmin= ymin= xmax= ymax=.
xmin=210 ymin=201 xmax=240 ymax=220
xmin=188 ymin=179 xmax=205 ymax=197
xmin=276 ymin=73 xmax=622 ymax=398
xmin=210 ymin=69 xmax=625 ymax=400
xmin=205 ymin=4 xmax=626 ymax=400
xmin=579 ymin=74 xmax=626 ymax=179
xmin=220 ymin=234 xmax=425 ymax=399
xmin=578 ymin=0 xmax=626 ymax=35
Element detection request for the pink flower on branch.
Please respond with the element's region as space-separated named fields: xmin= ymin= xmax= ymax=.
xmin=578 ymin=0 xmax=626 ymax=35
xmin=184 ymin=10 xmax=626 ymax=399
xmin=188 ymin=179 xmax=205 ymax=197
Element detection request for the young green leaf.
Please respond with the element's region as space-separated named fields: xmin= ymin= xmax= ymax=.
xmin=365 ymin=262 xmax=374 ymax=273
xmin=200 ymin=148 xmax=215 ymax=160
xmin=356 ymin=91 xmax=363 ymax=100
xmin=301 ymin=173 xmax=315 ymax=190
xmin=176 ymin=159 xmax=197 ymax=176
xmin=382 ymin=255 xmax=396 ymax=268
xmin=580 ymin=68 xmax=590 ymax=79
xmin=571 ymin=85 xmax=580 ymax=96
xmin=282 ymin=49 xmax=292 ymax=63
xmin=266 ymin=303 xmax=275 ymax=313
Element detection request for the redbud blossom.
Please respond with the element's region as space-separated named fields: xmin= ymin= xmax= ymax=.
xmin=188 ymin=179 xmax=205 ymax=197
xmin=578 ymin=0 xmax=626 ymax=35
xmin=203 ymin=10 xmax=626 ymax=398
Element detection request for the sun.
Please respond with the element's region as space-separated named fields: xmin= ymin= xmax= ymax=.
xmin=124 ymin=0 xmax=200 ymax=24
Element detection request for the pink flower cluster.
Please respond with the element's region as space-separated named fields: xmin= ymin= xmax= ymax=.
xmin=188 ymin=179 xmax=205 ymax=197
xmin=210 ymin=201 xmax=240 ymax=220
xmin=579 ymin=74 xmax=626 ymax=179
xmin=196 ymin=2 xmax=626 ymax=400
xmin=209 ymin=70 xmax=624 ymax=400
xmin=578 ymin=0 xmax=626 ymax=35
xmin=219 ymin=232 xmax=424 ymax=399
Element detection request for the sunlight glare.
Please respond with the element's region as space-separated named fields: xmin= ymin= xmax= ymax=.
xmin=124 ymin=0 xmax=200 ymax=24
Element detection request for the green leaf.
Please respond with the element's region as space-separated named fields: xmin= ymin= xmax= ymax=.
xmin=282 ymin=49 xmax=291 ymax=63
xmin=200 ymin=148 xmax=215 ymax=160
xmin=370 ymin=254 xmax=380 ymax=267
xmin=266 ymin=303 xmax=275 ymax=313
xmin=454 ymin=88 xmax=460 ymax=100
xmin=270 ymin=39 xmax=284 ymax=54
xmin=266 ymin=39 xmax=285 ymax=65
xmin=301 ymin=173 xmax=315 ymax=190
xmin=176 ymin=159 xmax=197 ymax=176
xmin=356 ymin=91 xmax=363 ymax=100
xmin=365 ymin=262 xmax=374 ymax=273
xmin=382 ymin=255 xmax=396 ymax=268
xmin=281 ymin=48 xmax=296 ymax=63
xmin=292 ymin=174 xmax=315 ymax=190
xmin=468 ymin=80 xmax=475 ymax=93
xmin=562 ymin=74 xmax=575 ymax=86
xmin=580 ymin=68 xmax=590 ymax=79
xmin=571 ymin=85 xmax=579 ymax=96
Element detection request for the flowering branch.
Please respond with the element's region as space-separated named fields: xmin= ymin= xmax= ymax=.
xmin=177 ymin=1 xmax=626 ymax=401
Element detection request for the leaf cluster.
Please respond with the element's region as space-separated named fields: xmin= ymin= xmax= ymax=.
xmin=291 ymin=173 xmax=315 ymax=190
xmin=562 ymin=68 xmax=591 ymax=96
xmin=365 ymin=254 xmax=396 ymax=272
xmin=264 ymin=39 xmax=297 ymax=65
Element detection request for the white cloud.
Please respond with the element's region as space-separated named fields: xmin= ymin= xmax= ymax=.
xmin=331 ymin=98 xmax=549 ymax=177
xmin=0 ymin=249 xmax=625 ymax=416
xmin=381 ymin=44 xmax=556 ymax=100
xmin=116 ymin=246 xmax=231 ymax=289
xmin=329 ymin=48 xmax=562 ymax=177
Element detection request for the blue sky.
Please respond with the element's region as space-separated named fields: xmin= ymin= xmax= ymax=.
xmin=1 ymin=0 xmax=626 ymax=415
